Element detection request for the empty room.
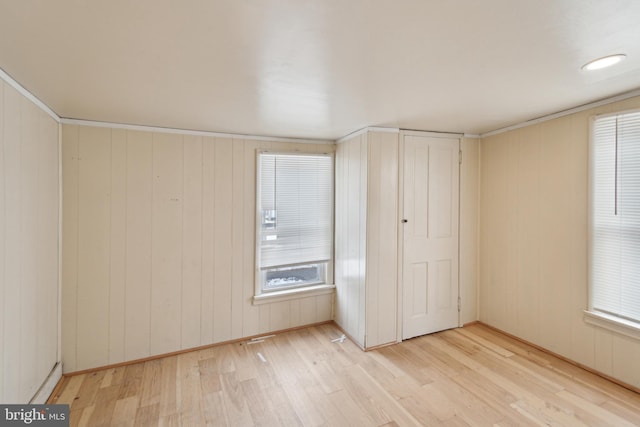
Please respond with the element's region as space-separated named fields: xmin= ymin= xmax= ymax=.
xmin=1 ymin=1 xmax=640 ymax=426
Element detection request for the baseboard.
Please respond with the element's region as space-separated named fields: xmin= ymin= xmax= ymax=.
xmin=477 ymin=322 xmax=640 ymax=395
xmin=63 ymin=321 xmax=333 ymax=377
xmin=330 ymin=321 xmax=365 ymax=350
xmin=30 ymin=362 xmax=62 ymax=404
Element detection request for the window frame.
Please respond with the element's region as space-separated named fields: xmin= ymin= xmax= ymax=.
xmin=585 ymin=109 xmax=640 ymax=340
xmin=253 ymin=150 xmax=335 ymax=305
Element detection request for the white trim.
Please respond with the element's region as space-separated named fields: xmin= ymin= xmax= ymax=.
xmin=457 ymin=137 xmax=463 ymax=328
xmin=254 ymin=150 xmax=262 ymax=300
xmin=336 ymin=128 xmax=368 ymax=143
xmin=463 ymin=133 xmax=481 ymax=139
xmin=252 ymin=284 xmax=335 ymax=305
xmin=336 ymin=126 xmax=400 ymax=144
xmin=60 ymin=118 xmax=334 ymax=145
xmin=400 ymin=129 xmax=463 ymax=139
xmin=480 ymin=87 xmax=640 ymax=138
xmin=591 ymin=106 xmax=640 ymax=121
xmin=366 ymin=126 xmax=401 ymax=133
xmin=57 ymin=123 xmax=63 ymax=364
xmin=396 ymin=134 xmax=405 ymax=343
xmin=584 ymin=310 xmax=640 ymax=341
xmin=0 ymin=67 xmax=60 ymax=122
xmin=29 ymin=362 xmax=62 ymax=404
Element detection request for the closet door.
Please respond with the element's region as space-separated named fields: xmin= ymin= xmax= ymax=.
xmin=402 ymin=134 xmax=459 ymax=339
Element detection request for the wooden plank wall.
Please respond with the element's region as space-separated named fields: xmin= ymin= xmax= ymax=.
xmin=0 ymin=80 xmax=60 ymax=402
xmin=479 ymin=95 xmax=640 ymax=389
xmin=334 ymin=133 xmax=368 ymax=346
xmin=334 ymin=130 xmax=401 ymax=349
xmin=61 ymin=125 xmax=334 ymax=373
xmin=364 ymin=131 xmax=399 ymax=347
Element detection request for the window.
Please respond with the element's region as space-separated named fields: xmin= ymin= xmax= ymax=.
xmin=587 ymin=110 xmax=640 ymax=337
xmin=255 ymin=152 xmax=334 ymax=300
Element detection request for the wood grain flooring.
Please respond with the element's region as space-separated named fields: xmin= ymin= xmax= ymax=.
xmin=49 ymin=323 xmax=640 ymax=426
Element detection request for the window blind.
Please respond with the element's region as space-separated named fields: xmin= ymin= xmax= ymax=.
xmin=258 ymin=153 xmax=333 ymax=269
xmin=591 ymin=111 xmax=640 ymax=323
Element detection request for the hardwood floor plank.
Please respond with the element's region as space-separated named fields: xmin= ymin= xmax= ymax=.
xmin=434 ymin=373 xmax=507 ymax=426
xmin=76 ymin=406 xmax=95 ymax=427
xmin=290 ymin=331 xmax=344 ymax=394
xmin=111 ymin=396 xmax=139 ymax=427
xmin=326 ymin=388 xmax=379 ymax=426
xmin=201 ymin=391 xmax=227 ymax=426
xmin=407 ymin=335 xmax=469 ymax=378
xmin=157 ymin=413 xmax=180 ymax=427
xmin=240 ymin=378 xmax=281 ymax=426
xmin=133 ymin=403 xmax=159 ymax=426
xmin=397 ymin=394 xmax=444 ymax=425
xmin=454 ymin=327 xmax=515 ymax=358
xmin=377 ymin=344 xmax=435 ymax=386
xmin=219 ymin=371 xmax=252 ymax=426
xmin=178 ymin=351 xmax=206 ymax=426
xmin=338 ymin=363 xmax=421 ymax=426
xmin=54 ymin=374 xmax=85 ymax=406
xmin=87 ymin=384 xmax=120 ymax=426
xmin=68 ymin=409 xmax=82 ymax=427
xmin=72 ymin=371 xmax=105 ymax=410
xmin=284 ymin=381 xmax=331 ymax=426
xmin=358 ymin=355 xmax=423 ymax=400
xmin=229 ymin=342 xmax=259 ymax=383
xmin=261 ymin=385 xmax=303 ymax=427
xmin=50 ymin=323 xmax=640 ymax=427
xmin=198 ymin=356 xmax=221 ymax=395
xmin=139 ymin=359 xmax=162 ymax=407
xmin=556 ymin=390 xmax=638 ymax=427
xmin=118 ymin=363 xmax=144 ymax=400
xmin=158 ymin=357 xmax=178 ymax=417
xmin=448 ymin=371 xmax=540 ymax=427
xmin=600 ymin=399 xmax=640 ymax=426
xmin=241 ymin=339 xmax=280 ymax=390
xmin=508 ymin=354 xmax=610 ymax=405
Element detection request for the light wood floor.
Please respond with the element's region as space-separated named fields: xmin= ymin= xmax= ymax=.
xmin=49 ymin=323 xmax=640 ymax=426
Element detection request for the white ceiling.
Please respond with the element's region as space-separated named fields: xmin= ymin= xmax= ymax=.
xmin=1 ymin=0 xmax=640 ymax=140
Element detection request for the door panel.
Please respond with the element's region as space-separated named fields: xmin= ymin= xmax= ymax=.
xmin=402 ymin=135 xmax=459 ymax=339
xmin=410 ymin=262 xmax=428 ymax=319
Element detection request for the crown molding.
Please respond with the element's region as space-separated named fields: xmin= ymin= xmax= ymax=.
xmin=336 ymin=126 xmax=400 ymax=144
xmin=60 ymin=118 xmax=334 ymax=145
xmin=0 ymin=67 xmax=60 ymax=122
xmin=480 ymin=88 xmax=640 ymax=138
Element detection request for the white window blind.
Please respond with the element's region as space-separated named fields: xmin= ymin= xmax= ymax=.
xmin=591 ymin=111 xmax=640 ymax=323
xmin=258 ymin=152 xmax=333 ymax=271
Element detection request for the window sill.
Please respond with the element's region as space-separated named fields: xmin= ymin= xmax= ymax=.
xmin=253 ymin=284 xmax=335 ymax=305
xmin=583 ymin=310 xmax=640 ymax=341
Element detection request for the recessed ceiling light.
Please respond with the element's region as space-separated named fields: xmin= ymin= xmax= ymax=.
xmin=582 ymin=54 xmax=627 ymax=71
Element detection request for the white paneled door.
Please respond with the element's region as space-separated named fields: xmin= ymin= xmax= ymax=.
xmin=402 ymin=135 xmax=459 ymax=339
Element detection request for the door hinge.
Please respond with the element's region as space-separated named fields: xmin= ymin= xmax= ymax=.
xmin=458 ymin=296 xmax=461 ymax=312
xmin=459 ymin=149 xmax=463 ymax=165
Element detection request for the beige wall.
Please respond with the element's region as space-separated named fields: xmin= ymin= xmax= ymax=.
xmin=61 ymin=124 xmax=334 ymax=373
xmin=460 ymin=137 xmax=480 ymax=325
xmin=479 ymin=96 xmax=640 ymax=388
xmin=0 ymin=80 xmax=60 ymax=402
